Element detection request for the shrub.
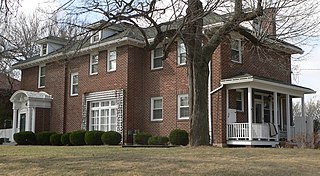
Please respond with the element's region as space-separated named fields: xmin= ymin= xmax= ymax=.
xmin=50 ymin=134 xmax=63 ymax=146
xmin=69 ymin=130 xmax=86 ymax=146
xmin=148 ymin=136 xmax=169 ymax=145
xmin=101 ymin=131 xmax=122 ymax=145
xmin=169 ymin=129 xmax=189 ymax=146
xmin=36 ymin=132 xmax=56 ymax=145
xmin=61 ymin=133 xmax=72 ymax=146
xmin=135 ymin=132 xmax=152 ymax=145
xmin=85 ymin=131 xmax=104 ymax=145
xmin=0 ymin=138 xmax=3 ymax=145
xmin=13 ymin=131 xmax=36 ymax=145
xmin=159 ymin=136 xmax=169 ymax=145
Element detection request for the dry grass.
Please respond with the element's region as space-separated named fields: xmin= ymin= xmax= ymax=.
xmin=0 ymin=145 xmax=319 ymax=176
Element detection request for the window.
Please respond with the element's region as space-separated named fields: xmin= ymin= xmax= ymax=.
xmin=90 ymin=100 xmax=118 ymax=131
xmin=231 ymin=39 xmax=242 ymax=63
xmin=91 ymin=31 xmax=101 ymax=43
xmin=177 ymin=41 xmax=187 ymax=65
xmin=151 ymin=47 xmax=163 ymax=70
xmin=178 ymin=94 xmax=189 ymax=119
xmin=71 ymin=72 xmax=78 ymax=96
xmin=90 ymin=54 xmax=98 ymax=75
xmin=236 ymin=90 xmax=244 ymax=111
xmin=107 ymin=49 xmax=117 ymax=72
xmin=42 ymin=44 xmax=47 ymax=56
xmin=38 ymin=65 xmax=45 ymax=88
xmin=151 ymin=97 xmax=163 ymax=121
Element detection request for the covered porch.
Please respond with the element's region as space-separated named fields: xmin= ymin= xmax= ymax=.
xmin=222 ymin=74 xmax=315 ymax=147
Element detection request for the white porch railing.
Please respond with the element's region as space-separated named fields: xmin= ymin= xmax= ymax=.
xmin=227 ymin=123 xmax=277 ymax=140
xmin=0 ymin=128 xmax=14 ymax=142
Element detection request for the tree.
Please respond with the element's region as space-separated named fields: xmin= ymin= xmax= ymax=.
xmin=56 ymin=0 xmax=320 ymax=146
xmin=293 ymin=99 xmax=320 ymax=133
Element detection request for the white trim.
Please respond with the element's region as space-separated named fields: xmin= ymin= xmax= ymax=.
xmin=89 ymin=53 xmax=99 ymax=75
xmin=231 ymin=39 xmax=242 ymax=63
xmin=107 ymin=48 xmax=117 ymax=72
xmin=151 ymin=97 xmax=163 ymax=121
xmin=248 ymin=86 xmax=253 ymax=140
xmin=89 ymin=100 xmax=118 ymax=131
xmin=38 ymin=64 xmax=46 ymax=88
xmin=90 ymin=31 xmax=101 ymax=44
xmin=70 ymin=72 xmax=79 ymax=96
xmin=236 ymin=89 xmax=244 ymax=112
xmin=177 ymin=94 xmax=189 ymax=120
xmin=151 ymin=47 xmax=163 ymax=70
xmin=41 ymin=43 xmax=48 ymax=56
xmin=177 ymin=41 xmax=186 ymax=66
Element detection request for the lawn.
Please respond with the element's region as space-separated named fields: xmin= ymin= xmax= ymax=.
xmin=0 ymin=145 xmax=319 ymax=176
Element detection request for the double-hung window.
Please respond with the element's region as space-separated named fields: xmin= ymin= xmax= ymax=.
xmin=151 ymin=47 xmax=163 ymax=70
xmin=107 ymin=49 xmax=117 ymax=72
xmin=38 ymin=64 xmax=45 ymax=88
xmin=236 ymin=90 xmax=244 ymax=112
xmin=42 ymin=44 xmax=47 ymax=56
xmin=90 ymin=54 xmax=98 ymax=75
xmin=177 ymin=41 xmax=187 ymax=65
xmin=151 ymin=97 xmax=163 ymax=121
xmin=70 ymin=72 xmax=78 ymax=96
xmin=91 ymin=31 xmax=101 ymax=43
xmin=231 ymin=39 xmax=242 ymax=63
xmin=178 ymin=94 xmax=189 ymax=120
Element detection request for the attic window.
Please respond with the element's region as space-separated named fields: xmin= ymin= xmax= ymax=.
xmin=42 ymin=44 xmax=47 ymax=55
xmin=231 ymin=39 xmax=242 ymax=63
xmin=91 ymin=31 xmax=101 ymax=43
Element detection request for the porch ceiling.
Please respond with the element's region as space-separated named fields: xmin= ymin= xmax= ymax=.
xmin=221 ymin=74 xmax=315 ymax=97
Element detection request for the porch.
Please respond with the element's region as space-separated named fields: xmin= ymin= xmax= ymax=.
xmin=222 ymin=74 xmax=315 ymax=146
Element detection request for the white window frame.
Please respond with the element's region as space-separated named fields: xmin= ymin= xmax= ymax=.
xmin=231 ymin=39 xmax=242 ymax=63
xmin=178 ymin=94 xmax=189 ymax=120
xmin=41 ymin=43 xmax=48 ymax=56
xmin=70 ymin=72 xmax=79 ymax=96
xmin=90 ymin=53 xmax=99 ymax=75
xmin=236 ymin=89 xmax=244 ymax=112
xmin=38 ymin=64 xmax=46 ymax=88
xmin=89 ymin=100 xmax=118 ymax=132
xmin=107 ymin=48 xmax=117 ymax=72
xmin=90 ymin=31 xmax=101 ymax=44
xmin=177 ymin=41 xmax=187 ymax=66
xmin=151 ymin=47 xmax=163 ymax=70
xmin=151 ymin=97 xmax=163 ymax=121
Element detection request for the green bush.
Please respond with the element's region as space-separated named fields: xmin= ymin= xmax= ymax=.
xmin=13 ymin=131 xmax=36 ymax=145
xmin=61 ymin=133 xmax=72 ymax=146
xmin=101 ymin=131 xmax=122 ymax=145
xmin=85 ymin=131 xmax=104 ymax=145
xmin=0 ymin=138 xmax=3 ymax=145
xmin=69 ymin=130 xmax=86 ymax=146
xmin=134 ymin=132 xmax=152 ymax=145
xmin=169 ymin=129 xmax=189 ymax=146
xmin=50 ymin=134 xmax=63 ymax=146
xmin=36 ymin=132 xmax=56 ymax=145
xmin=148 ymin=136 xmax=169 ymax=145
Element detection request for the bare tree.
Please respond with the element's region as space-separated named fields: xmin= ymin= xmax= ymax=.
xmin=56 ymin=0 xmax=320 ymax=146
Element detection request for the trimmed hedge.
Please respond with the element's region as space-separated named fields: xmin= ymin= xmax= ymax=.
xmin=135 ymin=132 xmax=152 ymax=145
xmin=13 ymin=131 xmax=36 ymax=145
xmin=169 ymin=129 xmax=189 ymax=146
xmin=84 ymin=131 xmax=104 ymax=145
xmin=101 ymin=131 xmax=122 ymax=145
xmin=148 ymin=136 xmax=169 ymax=145
xmin=0 ymin=138 xmax=3 ymax=145
xmin=61 ymin=133 xmax=72 ymax=146
xmin=36 ymin=132 xmax=56 ymax=145
xmin=50 ymin=134 xmax=63 ymax=146
xmin=69 ymin=130 xmax=86 ymax=146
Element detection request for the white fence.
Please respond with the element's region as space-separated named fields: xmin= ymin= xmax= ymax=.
xmin=0 ymin=128 xmax=14 ymax=142
xmin=227 ymin=123 xmax=277 ymax=140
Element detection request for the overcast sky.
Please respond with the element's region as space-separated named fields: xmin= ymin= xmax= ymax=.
xmin=20 ymin=0 xmax=320 ymax=100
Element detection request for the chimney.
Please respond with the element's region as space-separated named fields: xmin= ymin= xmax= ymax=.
xmin=253 ymin=8 xmax=277 ymax=37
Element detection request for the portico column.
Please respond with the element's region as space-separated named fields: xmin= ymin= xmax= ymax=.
xmin=26 ymin=107 xmax=32 ymax=131
xmin=273 ymin=92 xmax=278 ymax=141
xmin=248 ymin=86 xmax=253 ymax=140
xmin=12 ymin=108 xmax=17 ymax=134
xmin=286 ymin=94 xmax=291 ymax=141
xmin=32 ymin=108 xmax=36 ymax=132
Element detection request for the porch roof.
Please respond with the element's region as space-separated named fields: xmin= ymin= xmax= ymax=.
xmin=221 ymin=74 xmax=315 ymax=96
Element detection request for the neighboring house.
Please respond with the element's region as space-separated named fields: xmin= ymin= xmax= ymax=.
xmin=9 ymin=13 xmax=315 ymax=147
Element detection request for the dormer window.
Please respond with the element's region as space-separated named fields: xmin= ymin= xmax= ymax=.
xmin=91 ymin=31 xmax=101 ymax=43
xmin=42 ymin=44 xmax=47 ymax=56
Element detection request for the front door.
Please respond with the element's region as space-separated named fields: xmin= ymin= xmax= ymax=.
xmin=19 ymin=113 xmax=26 ymax=132
xmin=254 ymin=100 xmax=263 ymax=123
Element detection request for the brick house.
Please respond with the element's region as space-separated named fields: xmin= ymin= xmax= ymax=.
xmin=9 ymin=16 xmax=315 ymax=146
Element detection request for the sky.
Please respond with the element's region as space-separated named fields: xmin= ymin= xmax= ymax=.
xmin=20 ymin=0 xmax=320 ymax=101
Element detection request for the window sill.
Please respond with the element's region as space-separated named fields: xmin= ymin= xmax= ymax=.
xmin=38 ymin=86 xmax=45 ymax=89
xmin=177 ymin=118 xmax=189 ymax=121
xmin=89 ymin=73 xmax=98 ymax=76
xmin=70 ymin=94 xmax=78 ymax=97
xmin=231 ymin=60 xmax=242 ymax=64
xmin=107 ymin=69 xmax=116 ymax=73
xmin=151 ymin=119 xmax=163 ymax=122
xmin=151 ymin=67 xmax=163 ymax=71
xmin=177 ymin=64 xmax=187 ymax=68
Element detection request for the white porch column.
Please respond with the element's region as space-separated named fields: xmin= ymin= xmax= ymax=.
xmin=286 ymin=94 xmax=291 ymax=141
xmin=273 ymin=92 xmax=279 ymax=141
xmin=301 ymin=96 xmax=306 ymax=139
xmin=12 ymin=108 xmax=17 ymax=134
xmin=25 ymin=107 xmax=32 ymax=131
xmin=31 ymin=108 xmax=36 ymax=132
xmin=248 ymin=86 xmax=253 ymax=140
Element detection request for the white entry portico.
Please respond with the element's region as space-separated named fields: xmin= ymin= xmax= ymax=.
xmin=10 ymin=90 xmax=52 ymax=136
xmin=222 ymin=74 xmax=315 ymax=146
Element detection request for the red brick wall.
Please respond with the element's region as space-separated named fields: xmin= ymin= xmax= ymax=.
xmin=35 ymin=108 xmax=51 ymax=132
